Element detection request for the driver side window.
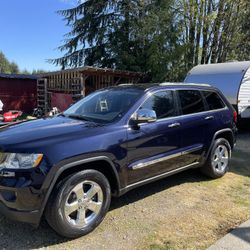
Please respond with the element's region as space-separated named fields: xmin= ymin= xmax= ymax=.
xmin=140 ymin=91 xmax=176 ymax=119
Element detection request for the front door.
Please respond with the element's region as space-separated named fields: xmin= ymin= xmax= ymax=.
xmin=126 ymin=90 xmax=182 ymax=185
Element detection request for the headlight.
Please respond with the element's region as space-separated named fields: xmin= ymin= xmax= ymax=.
xmin=0 ymin=153 xmax=43 ymax=170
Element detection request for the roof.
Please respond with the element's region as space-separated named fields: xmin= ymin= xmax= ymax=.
xmin=39 ymin=66 xmax=145 ymax=78
xmin=0 ymin=73 xmax=38 ymax=80
xmin=186 ymin=61 xmax=250 ymax=76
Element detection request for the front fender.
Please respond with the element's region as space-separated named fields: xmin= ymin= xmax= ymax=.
xmin=38 ymin=155 xmax=122 ymax=221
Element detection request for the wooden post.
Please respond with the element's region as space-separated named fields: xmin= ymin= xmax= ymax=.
xmin=44 ymin=78 xmax=48 ymax=113
xmin=81 ymin=76 xmax=86 ymax=97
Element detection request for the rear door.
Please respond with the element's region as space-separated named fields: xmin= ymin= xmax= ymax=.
xmin=175 ymin=89 xmax=212 ymax=166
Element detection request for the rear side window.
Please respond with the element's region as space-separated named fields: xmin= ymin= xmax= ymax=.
xmin=203 ymin=91 xmax=225 ymax=110
xmin=178 ymin=90 xmax=205 ymax=115
xmin=140 ymin=91 xmax=176 ymax=119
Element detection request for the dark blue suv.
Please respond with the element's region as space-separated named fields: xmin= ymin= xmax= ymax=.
xmin=0 ymin=83 xmax=237 ymax=238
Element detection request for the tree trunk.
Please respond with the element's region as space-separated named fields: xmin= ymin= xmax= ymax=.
xmin=210 ymin=0 xmax=225 ymax=63
xmin=201 ymin=0 xmax=212 ymax=64
xmin=194 ymin=0 xmax=203 ymax=65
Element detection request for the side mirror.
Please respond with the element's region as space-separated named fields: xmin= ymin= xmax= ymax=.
xmin=133 ymin=108 xmax=157 ymax=124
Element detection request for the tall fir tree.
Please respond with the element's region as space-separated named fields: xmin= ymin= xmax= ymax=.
xmin=51 ymin=0 xmax=181 ymax=81
xmin=52 ymin=0 xmax=250 ymax=82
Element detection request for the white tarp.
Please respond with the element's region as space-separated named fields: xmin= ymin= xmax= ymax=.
xmin=0 ymin=99 xmax=3 ymax=112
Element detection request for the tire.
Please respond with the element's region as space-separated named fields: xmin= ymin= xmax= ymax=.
xmin=201 ymin=138 xmax=231 ymax=179
xmin=45 ymin=169 xmax=111 ymax=238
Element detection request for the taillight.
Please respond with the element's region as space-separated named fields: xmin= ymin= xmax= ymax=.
xmin=233 ymin=111 xmax=237 ymax=123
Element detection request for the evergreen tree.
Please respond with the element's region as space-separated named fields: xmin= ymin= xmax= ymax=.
xmin=52 ymin=0 xmax=250 ymax=82
xmin=51 ymin=0 xmax=180 ymax=81
xmin=32 ymin=69 xmax=48 ymax=74
xmin=0 ymin=51 xmax=20 ymax=74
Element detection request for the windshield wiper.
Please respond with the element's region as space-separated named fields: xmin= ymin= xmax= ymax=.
xmin=67 ymin=114 xmax=92 ymax=122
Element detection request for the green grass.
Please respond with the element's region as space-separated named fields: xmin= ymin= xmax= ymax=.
xmin=228 ymin=183 xmax=250 ymax=208
xmin=149 ymin=240 xmax=177 ymax=250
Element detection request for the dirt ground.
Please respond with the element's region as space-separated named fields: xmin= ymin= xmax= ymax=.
xmin=0 ymin=130 xmax=250 ymax=250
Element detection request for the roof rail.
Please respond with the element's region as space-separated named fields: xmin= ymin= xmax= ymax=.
xmin=185 ymin=83 xmax=211 ymax=87
xmin=159 ymin=82 xmax=177 ymax=86
xmin=160 ymin=82 xmax=211 ymax=87
xmin=118 ymin=83 xmax=134 ymax=86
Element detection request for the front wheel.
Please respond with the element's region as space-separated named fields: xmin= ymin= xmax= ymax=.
xmin=201 ymin=138 xmax=231 ymax=179
xmin=45 ymin=169 xmax=111 ymax=238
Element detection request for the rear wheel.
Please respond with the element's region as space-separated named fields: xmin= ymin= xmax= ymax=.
xmin=45 ymin=169 xmax=111 ymax=238
xmin=201 ymin=138 xmax=231 ymax=178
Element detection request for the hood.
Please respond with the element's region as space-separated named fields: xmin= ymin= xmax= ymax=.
xmin=0 ymin=116 xmax=105 ymax=149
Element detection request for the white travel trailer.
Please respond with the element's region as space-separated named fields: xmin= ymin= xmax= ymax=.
xmin=185 ymin=61 xmax=250 ymax=119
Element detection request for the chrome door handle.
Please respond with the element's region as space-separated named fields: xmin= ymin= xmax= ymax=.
xmin=205 ymin=116 xmax=214 ymax=120
xmin=168 ymin=122 xmax=181 ymax=128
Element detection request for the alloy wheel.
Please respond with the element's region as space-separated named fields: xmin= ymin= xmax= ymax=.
xmin=64 ymin=180 xmax=103 ymax=228
xmin=211 ymin=145 xmax=229 ymax=173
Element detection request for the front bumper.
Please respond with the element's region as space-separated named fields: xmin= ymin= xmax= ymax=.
xmin=0 ymin=201 xmax=40 ymax=225
xmin=0 ymin=177 xmax=45 ymax=226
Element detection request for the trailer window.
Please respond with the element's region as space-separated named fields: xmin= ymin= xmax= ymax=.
xmin=178 ymin=90 xmax=205 ymax=115
xmin=203 ymin=91 xmax=225 ymax=110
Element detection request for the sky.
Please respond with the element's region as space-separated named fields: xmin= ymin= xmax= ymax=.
xmin=0 ymin=0 xmax=78 ymax=72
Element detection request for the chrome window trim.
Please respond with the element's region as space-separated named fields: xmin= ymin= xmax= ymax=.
xmin=132 ymin=145 xmax=203 ymax=170
xmin=135 ymin=107 xmax=228 ymax=127
xmin=128 ymin=88 xmax=229 ymax=127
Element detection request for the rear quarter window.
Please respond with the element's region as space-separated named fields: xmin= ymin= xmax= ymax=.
xmin=203 ymin=91 xmax=225 ymax=110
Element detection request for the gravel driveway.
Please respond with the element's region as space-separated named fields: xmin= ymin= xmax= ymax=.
xmin=0 ymin=130 xmax=250 ymax=250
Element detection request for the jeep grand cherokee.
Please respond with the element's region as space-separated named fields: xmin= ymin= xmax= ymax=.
xmin=0 ymin=83 xmax=237 ymax=238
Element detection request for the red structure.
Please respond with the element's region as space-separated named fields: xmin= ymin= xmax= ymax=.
xmin=0 ymin=73 xmax=37 ymax=113
xmin=0 ymin=67 xmax=145 ymax=115
xmin=51 ymin=92 xmax=73 ymax=112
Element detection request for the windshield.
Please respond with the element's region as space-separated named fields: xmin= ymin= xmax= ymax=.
xmin=64 ymin=88 xmax=144 ymax=123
